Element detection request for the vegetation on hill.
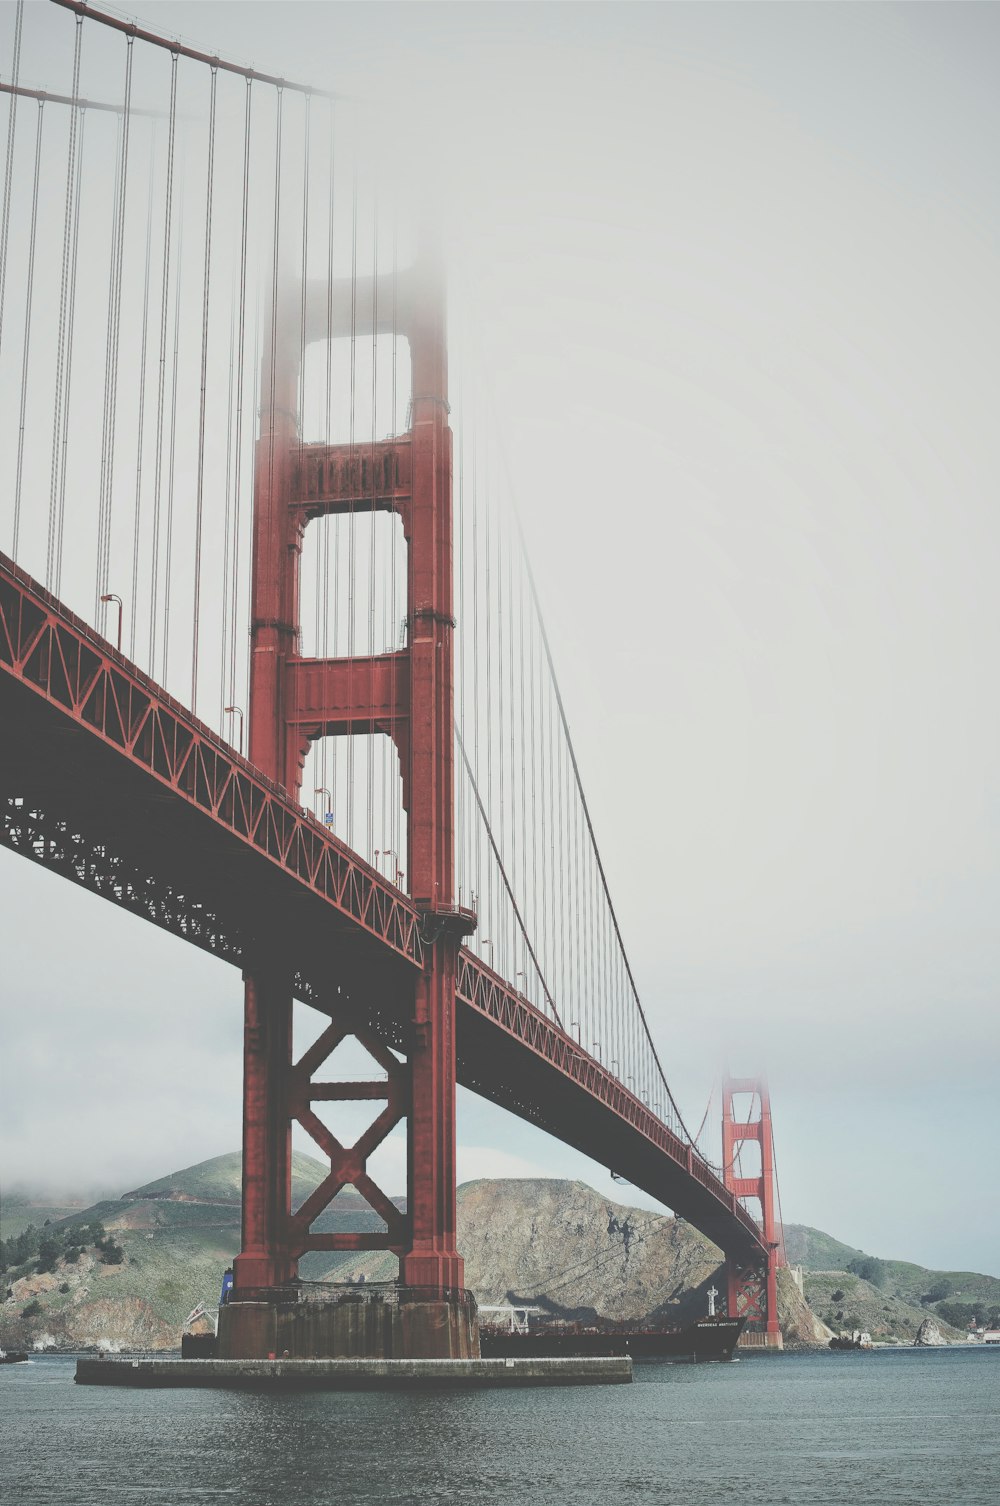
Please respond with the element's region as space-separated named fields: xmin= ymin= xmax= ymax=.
xmin=786 ymin=1222 xmax=1000 ymax=1339
xmin=0 ymin=1193 xmax=101 ymax=1241
xmin=783 ymin=1224 xmax=867 ymax=1272
xmin=2 ymin=1157 xmax=994 ymax=1352
xmin=122 ymin=1149 xmax=330 ymax=1208
xmin=1 ymin=1217 xmax=123 ymax=1282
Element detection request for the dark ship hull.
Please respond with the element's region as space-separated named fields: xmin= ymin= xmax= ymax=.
xmin=480 ymin=1315 xmax=746 ymax=1361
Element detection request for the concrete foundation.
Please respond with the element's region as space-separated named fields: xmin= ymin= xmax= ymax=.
xmin=75 ymin=1356 xmax=631 ymax=1389
xmin=737 ymin=1330 xmax=784 ymax=1350
xmin=217 ymin=1289 xmax=479 ymax=1361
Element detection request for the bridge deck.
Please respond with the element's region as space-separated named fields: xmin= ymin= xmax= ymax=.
xmin=0 ymin=553 xmax=763 ymax=1264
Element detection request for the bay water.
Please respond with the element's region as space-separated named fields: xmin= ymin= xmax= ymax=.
xmin=2 ymin=1347 xmax=998 ymax=1505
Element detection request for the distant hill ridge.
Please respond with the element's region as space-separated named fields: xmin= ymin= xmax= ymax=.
xmin=2 ymin=1152 xmax=995 ymax=1351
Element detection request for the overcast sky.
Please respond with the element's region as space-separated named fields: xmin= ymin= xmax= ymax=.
xmin=2 ymin=2 xmax=998 ymax=1276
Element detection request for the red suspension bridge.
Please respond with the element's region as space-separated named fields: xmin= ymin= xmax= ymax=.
xmin=0 ymin=1 xmax=784 ymax=1356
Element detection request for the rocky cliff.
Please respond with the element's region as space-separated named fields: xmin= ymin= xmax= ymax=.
xmin=2 ymin=1154 xmax=957 ymax=1352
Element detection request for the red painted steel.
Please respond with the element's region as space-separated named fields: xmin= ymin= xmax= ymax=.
xmin=235 ymin=256 xmax=468 ymax=1292
xmin=0 ymin=554 xmax=770 ymax=1273
xmin=0 ymin=551 xmax=424 ymax=967
xmin=722 ymin=1075 xmax=783 ymax=1336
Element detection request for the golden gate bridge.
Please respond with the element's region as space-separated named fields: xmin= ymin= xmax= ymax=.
xmin=0 ymin=0 xmax=783 ymax=1357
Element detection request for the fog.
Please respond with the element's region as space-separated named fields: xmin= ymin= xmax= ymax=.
xmin=1 ymin=2 xmax=998 ymax=1274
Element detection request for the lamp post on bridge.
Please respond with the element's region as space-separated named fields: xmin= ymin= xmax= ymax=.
xmin=375 ymin=849 xmax=402 ymax=885
xmin=100 ymin=593 xmax=122 ymax=652
xmin=224 ymin=705 xmax=244 ymax=757
xmin=314 ymin=787 xmax=333 ymax=827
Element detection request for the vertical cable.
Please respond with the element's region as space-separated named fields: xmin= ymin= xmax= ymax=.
xmin=320 ymin=99 xmax=335 ymax=820
xmin=368 ymin=193 xmax=378 ymax=861
xmin=190 ymin=64 xmax=219 ymax=712
xmin=12 ymin=100 xmax=44 ymax=558
xmin=47 ymin=13 xmax=84 ymax=588
xmin=96 ymin=36 xmax=134 ymax=617
xmin=53 ymin=106 xmax=87 ymax=599
xmin=226 ymin=78 xmax=253 ymax=718
xmin=346 ymin=144 xmax=358 ymax=848
xmin=161 ymin=165 xmax=185 ymax=685
xmin=128 ymin=121 xmax=157 ymax=653
xmin=219 ymin=276 xmax=237 ymax=732
xmin=149 ymin=51 xmax=178 ymax=671
xmin=292 ymin=93 xmax=310 ymax=797
xmin=0 ymin=0 xmax=25 ymax=370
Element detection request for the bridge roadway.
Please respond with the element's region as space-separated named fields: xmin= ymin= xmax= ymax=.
xmin=0 ymin=551 xmax=764 ymax=1265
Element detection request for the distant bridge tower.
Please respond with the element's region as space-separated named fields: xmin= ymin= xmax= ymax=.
xmin=221 ymin=254 xmax=477 ymax=1360
xmin=722 ymin=1075 xmax=783 ymax=1347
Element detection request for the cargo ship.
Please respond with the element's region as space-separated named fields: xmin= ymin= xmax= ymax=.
xmin=479 ymin=1313 xmax=746 ymax=1362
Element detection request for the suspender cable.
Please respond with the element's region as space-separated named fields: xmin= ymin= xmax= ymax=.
xmin=457 ymin=732 xmax=562 ymax=1028
xmin=320 ymin=99 xmax=335 ymax=816
xmin=0 ymin=0 xmax=25 ymax=370
xmin=161 ymin=157 xmax=186 ymax=684
xmin=292 ymin=93 xmax=309 ymax=799
xmin=96 ymin=37 xmax=134 ymax=618
xmin=53 ymin=106 xmax=87 ymax=599
xmin=12 ymin=100 xmax=44 ymax=559
xmin=46 ymin=12 xmax=84 ymax=590
xmin=149 ymin=51 xmax=178 ymax=673
xmin=368 ymin=196 xmax=378 ymax=863
xmin=346 ymin=150 xmax=358 ymax=847
xmin=96 ymin=110 xmax=123 ymax=609
xmin=389 ymin=218 xmax=399 ymax=871
xmin=510 ymin=499 xmax=699 ymax=1146
xmin=190 ymin=64 xmax=218 ymax=713
xmin=219 ymin=277 xmax=237 ymax=733
xmin=128 ymin=122 xmax=157 ymax=654
xmin=226 ymin=78 xmax=253 ymax=719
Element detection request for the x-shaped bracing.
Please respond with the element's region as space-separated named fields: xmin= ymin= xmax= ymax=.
xmin=289 ymin=1015 xmax=408 ymax=1258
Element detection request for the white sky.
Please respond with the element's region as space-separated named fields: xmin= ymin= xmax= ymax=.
xmin=1 ymin=2 xmax=998 ymax=1275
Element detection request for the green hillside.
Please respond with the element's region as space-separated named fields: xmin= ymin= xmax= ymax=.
xmin=122 ymin=1150 xmax=331 ymax=1210
xmin=783 ymin=1224 xmax=867 ymax=1272
xmin=785 ymin=1222 xmax=1000 ymax=1337
xmin=2 ymin=1156 xmax=996 ymax=1351
xmin=0 ymin=1192 xmax=101 ymax=1240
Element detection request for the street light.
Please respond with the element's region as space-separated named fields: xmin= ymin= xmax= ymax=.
xmin=314 ymin=787 xmax=333 ymax=826
xmin=376 ymin=849 xmax=402 ymax=884
xmin=224 ymin=705 xmax=244 ymax=756
xmin=100 ymin=593 xmax=123 ymax=652
xmin=480 ymin=938 xmax=494 ymax=963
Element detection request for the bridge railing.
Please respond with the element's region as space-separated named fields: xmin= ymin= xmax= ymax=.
xmin=455 ymin=949 xmax=764 ymax=1251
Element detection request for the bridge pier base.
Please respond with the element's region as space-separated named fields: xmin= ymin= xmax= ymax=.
xmin=217 ymin=1287 xmax=479 ymax=1361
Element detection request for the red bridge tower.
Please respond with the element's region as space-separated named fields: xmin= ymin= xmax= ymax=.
xmin=219 ymin=256 xmax=478 ymax=1359
xmin=722 ymin=1075 xmax=784 ymax=1347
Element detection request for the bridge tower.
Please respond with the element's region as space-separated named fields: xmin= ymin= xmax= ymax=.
xmin=219 ymin=255 xmax=478 ymax=1359
xmin=722 ymin=1075 xmax=783 ymax=1347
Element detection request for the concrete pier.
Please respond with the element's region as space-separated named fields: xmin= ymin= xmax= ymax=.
xmin=75 ymin=1355 xmax=631 ymax=1390
xmin=216 ymin=1287 xmax=479 ymax=1361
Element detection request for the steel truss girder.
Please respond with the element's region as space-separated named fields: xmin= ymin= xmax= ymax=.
xmin=0 ymin=557 xmax=769 ymax=1271
xmin=454 ymin=951 xmax=764 ymax=1253
xmin=0 ymin=552 xmax=424 ymax=967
